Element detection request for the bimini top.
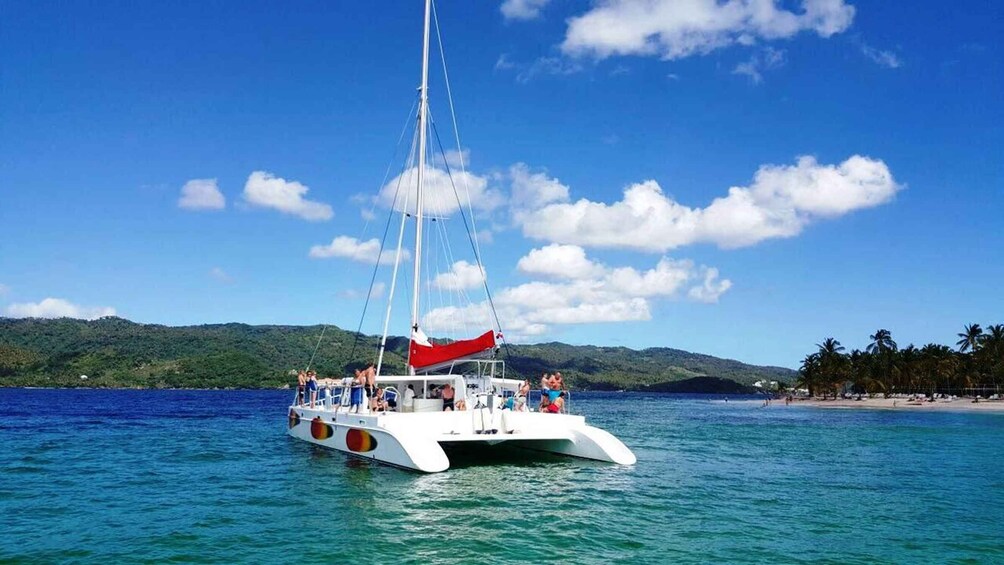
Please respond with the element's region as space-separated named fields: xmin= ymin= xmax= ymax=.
xmin=410 ymin=329 xmax=497 ymax=372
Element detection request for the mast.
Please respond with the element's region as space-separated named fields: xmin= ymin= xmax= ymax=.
xmin=408 ymin=0 xmax=433 ymax=372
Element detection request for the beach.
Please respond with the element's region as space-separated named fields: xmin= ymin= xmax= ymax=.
xmin=775 ymin=396 xmax=1004 ymax=412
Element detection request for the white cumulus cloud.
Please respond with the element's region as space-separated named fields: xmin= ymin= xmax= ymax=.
xmin=518 ymin=155 xmax=901 ymax=252
xmin=178 ymin=178 xmax=226 ymax=210
xmin=501 ymin=0 xmax=551 ymax=21
xmin=243 ymin=171 xmax=333 ymax=221
xmin=423 ymin=245 xmax=730 ymax=340
xmin=5 ymin=298 xmax=116 ymax=320
xmin=308 ymin=236 xmax=408 ymax=265
xmin=561 ymin=0 xmax=855 ymax=60
xmin=509 ymin=163 xmax=570 ymax=223
xmin=687 ymin=267 xmax=733 ymax=303
xmin=516 ymin=244 xmax=605 ymax=279
xmin=377 ymin=166 xmax=504 ymax=218
xmin=432 ymin=261 xmax=486 ymax=291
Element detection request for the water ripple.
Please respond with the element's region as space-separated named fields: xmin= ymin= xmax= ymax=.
xmin=1 ymin=389 xmax=1003 ymax=563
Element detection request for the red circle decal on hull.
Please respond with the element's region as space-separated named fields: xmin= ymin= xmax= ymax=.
xmin=346 ymin=428 xmax=378 ymax=452
xmin=310 ymin=417 xmax=333 ymax=440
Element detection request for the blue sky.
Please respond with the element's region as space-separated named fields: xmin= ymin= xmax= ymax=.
xmin=1 ymin=0 xmax=1001 ymax=368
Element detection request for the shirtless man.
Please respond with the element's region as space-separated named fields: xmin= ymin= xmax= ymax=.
xmin=519 ymin=379 xmax=530 ymax=398
xmin=297 ymin=371 xmax=307 ymax=406
xmin=364 ymin=364 xmax=377 ymax=411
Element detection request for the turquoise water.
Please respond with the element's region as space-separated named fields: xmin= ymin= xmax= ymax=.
xmin=2 ymin=389 xmax=1003 ymax=564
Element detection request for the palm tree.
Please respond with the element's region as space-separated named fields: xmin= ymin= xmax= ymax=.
xmin=867 ymin=329 xmax=897 ymax=395
xmin=797 ymin=353 xmax=821 ymax=398
xmin=980 ymin=324 xmax=1004 ymax=396
xmin=920 ymin=343 xmax=955 ymax=396
xmin=815 ymin=338 xmax=848 ymax=398
xmin=897 ymin=345 xmax=921 ymax=394
xmin=849 ymin=349 xmax=880 ymax=397
xmin=867 ymin=329 xmax=897 ymax=355
xmin=956 ymin=323 xmax=984 ymax=353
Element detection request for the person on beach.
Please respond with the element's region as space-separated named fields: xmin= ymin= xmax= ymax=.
xmin=297 ymin=371 xmax=306 ymax=406
xmin=307 ymin=370 xmax=318 ymax=408
xmin=442 ymin=383 xmax=455 ymax=411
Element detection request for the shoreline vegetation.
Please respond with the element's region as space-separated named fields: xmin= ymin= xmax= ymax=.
xmin=792 ymin=324 xmax=1004 ymax=406
xmin=0 ymin=317 xmax=792 ymax=393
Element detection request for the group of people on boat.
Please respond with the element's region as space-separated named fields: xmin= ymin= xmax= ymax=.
xmin=295 ymin=367 xmax=570 ymax=414
xmin=540 ymin=371 xmax=567 ymax=414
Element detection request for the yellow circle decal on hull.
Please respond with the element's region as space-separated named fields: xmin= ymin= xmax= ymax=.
xmin=310 ymin=417 xmax=333 ymax=440
xmin=346 ymin=428 xmax=378 ymax=452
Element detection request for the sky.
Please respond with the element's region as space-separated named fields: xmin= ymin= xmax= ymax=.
xmin=1 ymin=0 xmax=1002 ymax=368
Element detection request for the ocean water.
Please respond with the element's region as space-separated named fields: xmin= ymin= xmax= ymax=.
xmin=2 ymin=389 xmax=1003 ymax=564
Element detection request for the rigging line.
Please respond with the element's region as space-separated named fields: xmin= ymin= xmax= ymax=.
xmin=348 ymin=123 xmax=422 ymax=371
xmin=431 ymin=0 xmax=486 ymax=276
xmin=430 ymin=120 xmax=511 ymax=360
xmin=304 ymin=325 xmax=327 ymax=372
xmin=305 ymin=98 xmax=418 ymax=373
xmin=361 ymin=97 xmax=420 ymax=238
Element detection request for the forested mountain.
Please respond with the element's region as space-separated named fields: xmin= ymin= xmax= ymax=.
xmin=0 ymin=317 xmax=794 ymax=391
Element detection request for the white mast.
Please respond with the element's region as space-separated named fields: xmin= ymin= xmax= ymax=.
xmin=408 ymin=0 xmax=433 ymax=372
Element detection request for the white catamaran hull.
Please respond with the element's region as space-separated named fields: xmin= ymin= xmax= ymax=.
xmin=288 ymin=405 xmax=636 ymax=473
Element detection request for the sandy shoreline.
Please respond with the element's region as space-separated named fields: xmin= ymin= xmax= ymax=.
xmin=770 ymin=397 xmax=1004 ymax=413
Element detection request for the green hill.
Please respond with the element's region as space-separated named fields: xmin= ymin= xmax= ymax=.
xmin=0 ymin=317 xmax=794 ymax=391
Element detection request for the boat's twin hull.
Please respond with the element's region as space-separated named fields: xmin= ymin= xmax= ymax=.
xmin=287 ymin=407 xmax=635 ymax=473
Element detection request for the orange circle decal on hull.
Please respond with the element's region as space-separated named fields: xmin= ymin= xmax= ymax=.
xmin=345 ymin=428 xmax=378 ymax=452
xmin=310 ymin=417 xmax=333 ymax=440
xmin=288 ymin=410 xmax=301 ymax=429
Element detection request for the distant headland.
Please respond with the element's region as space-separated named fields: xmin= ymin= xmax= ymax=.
xmin=0 ymin=317 xmax=793 ymax=392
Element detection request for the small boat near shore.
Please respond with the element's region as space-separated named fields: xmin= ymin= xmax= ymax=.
xmin=286 ymin=0 xmax=635 ymax=472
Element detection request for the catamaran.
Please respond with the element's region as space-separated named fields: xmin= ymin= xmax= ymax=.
xmin=286 ymin=0 xmax=636 ymax=473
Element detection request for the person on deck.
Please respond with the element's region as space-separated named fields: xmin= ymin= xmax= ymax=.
xmin=545 ymin=391 xmax=566 ymax=414
xmin=540 ymin=372 xmax=552 ymax=411
xmin=350 ymin=369 xmax=365 ymax=413
xmin=297 ymin=371 xmax=307 ymax=406
xmin=364 ymin=364 xmax=377 ymax=411
xmin=519 ymin=379 xmax=531 ymax=399
xmin=374 ymin=388 xmax=388 ymax=412
xmin=442 ymin=383 xmax=455 ymax=411
xmin=307 ymin=371 xmax=318 ymax=408
xmin=403 ymin=384 xmax=416 ymax=412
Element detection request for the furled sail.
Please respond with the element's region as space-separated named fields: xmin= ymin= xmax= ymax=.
xmin=409 ymin=329 xmax=497 ymax=371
